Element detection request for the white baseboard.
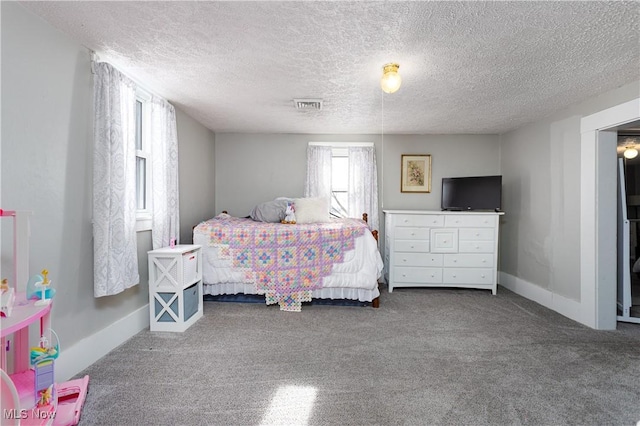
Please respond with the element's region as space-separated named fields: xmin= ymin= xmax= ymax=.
xmin=499 ymin=272 xmax=586 ymax=327
xmin=55 ymin=304 xmax=149 ymax=381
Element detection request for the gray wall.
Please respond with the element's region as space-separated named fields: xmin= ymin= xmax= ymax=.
xmin=215 ymin=133 xmax=388 ymax=217
xmin=215 ymin=133 xmax=501 ymax=257
xmin=380 ymin=134 xmax=500 ymax=211
xmin=500 ymin=80 xmax=640 ymax=301
xmin=1 ymin=2 xmax=215 ymax=353
xmin=176 ymin=108 xmax=216 ymax=243
xmin=215 ymin=133 xmax=500 ymax=216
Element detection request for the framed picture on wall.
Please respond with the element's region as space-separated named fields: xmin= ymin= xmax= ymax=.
xmin=401 ymin=154 xmax=432 ymax=193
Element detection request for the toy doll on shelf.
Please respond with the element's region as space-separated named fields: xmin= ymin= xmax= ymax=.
xmin=0 ymin=277 xmax=15 ymax=317
xmin=34 ymin=269 xmax=54 ymax=307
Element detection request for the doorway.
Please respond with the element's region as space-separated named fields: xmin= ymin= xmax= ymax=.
xmin=617 ymin=128 xmax=640 ymax=323
xmin=581 ymin=97 xmax=640 ymax=330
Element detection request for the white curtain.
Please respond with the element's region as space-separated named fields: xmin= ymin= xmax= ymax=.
xmin=348 ymin=146 xmax=379 ymax=230
xmin=150 ymin=96 xmax=180 ymax=250
xmin=92 ymin=62 xmax=139 ymax=297
xmin=304 ymin=145 xmax=332 ymax=198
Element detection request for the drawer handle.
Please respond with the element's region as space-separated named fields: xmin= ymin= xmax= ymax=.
xmin=443 ymin=240 xmax=447 ymax=243
xmin=452 ymin=274 xmax=457 ymax=278
xmin=475 ymin=233 xmax=480 ymax=237
xmin=404 ymin=219 xmax=409 ymax=223
xmin=453 ymin=259 xmax=457 ymax=263
xmin=430 ymin=274 xmax=435 ymax=278
xmin=482 ymin=259 xmax=487 ymax=263
xmin=411 ymin=232 xmax=415 ymax=236
xmin=481 ymin=274 xmax=486 ymax=278
xmin=431 ymin=258 xmax=436 ymax=262
xmin=402 ymin=274 xmax=406 ymax=277
xmin=411 ymin=245 xmax=415 ymax=249
xmin=403 ymin=259 xmax=407 ymax=262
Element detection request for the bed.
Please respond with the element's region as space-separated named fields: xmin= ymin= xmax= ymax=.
xmin=193 ymin=211 xmax=383 ymax=311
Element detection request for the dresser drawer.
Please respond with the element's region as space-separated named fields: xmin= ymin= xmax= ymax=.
xmin=393 ymin=267 xmax=443 ymax=283
xmin=459 ymin=228 xmax=495 ymax=241
xmin=394 ymin=240 xmax=431 ymax=252
xmin=444 ymin=253 xmax=494 ymax=268
xmin=443 ymin=268 xmax=493 ymax=284
xmin=430 ymin=228 xmax=458 ymax=253
xmin=444 ymin=215 xmax=496 ymax=228
xmin=394 ymin=214 xmax=444 ymax=227
xmin=395 ymin=227 xmax=430 ymax=240
xmin=394 ymin=253 xmax=443 ymax=267
xmin=459 ymin=240 xmax=495 ymax=253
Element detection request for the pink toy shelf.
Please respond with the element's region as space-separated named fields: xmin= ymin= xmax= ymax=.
xmin=0 ymin=209 xmax=89 ymax=425
xmin=1 ymin=296 xmax=56 ymax=425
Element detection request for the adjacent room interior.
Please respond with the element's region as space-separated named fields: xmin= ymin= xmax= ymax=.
xmin=617 ymin=126 xmax=640 ymax=322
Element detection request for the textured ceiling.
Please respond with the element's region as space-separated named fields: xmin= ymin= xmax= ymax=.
xmin=20 ymin=1 xmax=640 ymax=135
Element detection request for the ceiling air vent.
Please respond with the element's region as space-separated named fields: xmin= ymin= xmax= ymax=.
xmin=293 ymin=98 xmax=323 ymax=111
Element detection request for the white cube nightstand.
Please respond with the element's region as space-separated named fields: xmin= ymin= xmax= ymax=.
xmin=148 ymin=244 xmax=203 ymax=332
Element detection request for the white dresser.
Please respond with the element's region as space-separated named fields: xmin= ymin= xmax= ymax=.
xmin=383 ymin=210 xmax=503 ymax=294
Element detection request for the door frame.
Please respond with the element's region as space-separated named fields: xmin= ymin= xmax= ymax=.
xmin=581 ymin=98 xmax=640 ymax=329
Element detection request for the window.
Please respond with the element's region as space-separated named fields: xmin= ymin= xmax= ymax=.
xmin=306 ymin=142 xmax=378 ymax=231
xmin=135 ymin=90 xmax=152 ymax=231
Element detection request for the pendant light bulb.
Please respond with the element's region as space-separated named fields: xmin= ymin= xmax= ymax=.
xmin=624 ymin=147 xmax=638 ymax=159
xmin=381 ymin=63 xmax=401 ymax=94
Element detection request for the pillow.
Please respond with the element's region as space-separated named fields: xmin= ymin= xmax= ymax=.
xmin=294 ymin=197 xmax=331 ymax=223
xmin=249 ymin=199 xmax=289 ymax=223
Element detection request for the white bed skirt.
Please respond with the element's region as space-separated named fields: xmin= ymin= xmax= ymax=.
xmin=202 ymin=282 xmax=380 ymax=302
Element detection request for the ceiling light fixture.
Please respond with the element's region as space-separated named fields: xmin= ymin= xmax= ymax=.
xmin=624 ymin=147 xmax=638 ymax=159
xmin=380 ymin=63 xmax=401 ymax=94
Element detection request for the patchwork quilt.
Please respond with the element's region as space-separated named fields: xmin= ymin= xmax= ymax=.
xmin=195 ymin=216 xmax=367 ymax=311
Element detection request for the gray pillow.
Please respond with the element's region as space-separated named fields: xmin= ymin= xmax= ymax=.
xmin=249 ymin=199 xmax=290 ymax=223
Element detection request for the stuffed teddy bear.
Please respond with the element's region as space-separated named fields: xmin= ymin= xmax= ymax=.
xmin=281 ymin=202 xmax=296 ymax=224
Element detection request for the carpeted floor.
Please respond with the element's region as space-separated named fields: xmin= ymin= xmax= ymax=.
xmin=75 ymin=285 xmax=640 ymax=426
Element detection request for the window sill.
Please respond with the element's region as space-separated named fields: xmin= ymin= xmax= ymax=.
xmin=136 ymin=215 xmax=152 ymax=232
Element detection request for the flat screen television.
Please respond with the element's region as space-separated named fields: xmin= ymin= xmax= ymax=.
xmin=441 ymin=175 xmax=502 ymax=211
